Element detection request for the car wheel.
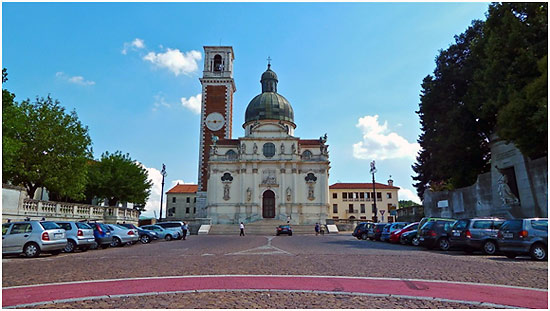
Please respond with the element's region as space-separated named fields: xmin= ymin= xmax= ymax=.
xmin=400 ymin=236 xmax=407 ymax=245
xmin=111 ymin=237 xmax=122 ymax=247
xmin=438 ymin=238 xmax=450 ymax=251
xmin=361 ymin=233 xmax=368 ymax=240
xmin=412 ymin=237 xmax=420 ymax=246
xmin=50 ymin=250 xmax=62 ymax=256
xmin=165 ymin=234 xmax=173 ymax=241
xmin=140 ymin=235 xmax=151 ymax=244
xmin=24 ymin=243 xmax=40 ymax=258
xmin=504 ymin=252 xmax=516 ymax=259
xmin=100 ymin=243 xmax=110 ymax=249
xmin=530 ymin=243 xmax=547 ymax=261
xmin=64 ymin=240 xmax=76 ymax=253
xmin=482 ymin=240 xmax=497 ymax=255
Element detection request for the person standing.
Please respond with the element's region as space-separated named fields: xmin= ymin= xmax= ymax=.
xmin=181 ymin=222 xmax=188 ymax=240
xmin=315 ymin=223 xmax=320 ymax=236
xmin=239 ymin=222 xmax=245 ymax=236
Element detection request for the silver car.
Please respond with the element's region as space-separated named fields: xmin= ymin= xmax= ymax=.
xmin=156 ymin=222 xmax=184 ymax=240
xmin=106 ymin=224 xmax=139 ymax=247
xmin=2 ymin=221 xmax=67 ymax=258
xmin=141 ymin=225 xmax=179 ymax=241
xmin=56 ymin=221 xmax=96 ymax=253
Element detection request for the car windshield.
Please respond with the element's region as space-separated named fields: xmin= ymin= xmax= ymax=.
xmin=75 ymin=222 xmax=92 ymax=229
xmin=280 ymin=225 xmax=290 ymax=228
xmin=421 ymin=222 xmax=434 ymax=230
xmin=500 ymin=220 xmax=522 ymax=231
xmin=114 ymin=224 xmax=129 ymax=230
xmin=40 ymin=221 xmax=61 ymax=230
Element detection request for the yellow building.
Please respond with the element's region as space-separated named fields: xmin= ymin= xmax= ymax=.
xmin=329 ymin=179 xmax=399 ymax=222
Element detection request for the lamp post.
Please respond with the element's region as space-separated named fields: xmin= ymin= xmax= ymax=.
xmin=370 ymin=160 xmax=378 ymax=223
xmin=159 ymin=164 xmax=167 ymax=222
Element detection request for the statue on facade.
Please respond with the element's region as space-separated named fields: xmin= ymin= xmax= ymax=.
xmin=241 ymin=143 xmax=246 ymax=154
xmin=280 ymin=143 xmax=285 ymax=154
xmin=253 ymin=143 xmax=258 ymax=154
xmin=496 ymin=170 xmax=520 ymax=205
xmin=286 ymin=187 xmax=292 ymax=202
xmin=262 ymin=169 xmax=277 ymax=185
xmin=246 ymin=187 xmax=252 ymax=202
xmin=308 ymin=184 xmax=315 ymax=201
xmin=291 ymin=143 xmax=296 ymax=154
xmin=223 ymin=184 xmax=230 ymax=201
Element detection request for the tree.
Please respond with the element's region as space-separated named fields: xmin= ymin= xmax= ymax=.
xmin=399 ymin=200 xmax=420 ymax=208
xmin=86 ymin=151 xmax=152 ymax=207
xmin=2 ymin=69 xmax=25 ymax=183
xmin=2 ymin=93 xmax=92 ymax=199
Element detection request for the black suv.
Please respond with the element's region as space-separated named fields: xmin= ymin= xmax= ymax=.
xmin=449 ymin=218 xmax=506 ymax=255
xmin=418 ymin=220 xmax=455 ymax=250
xmin=353 ymin=222 xmax=374 ymax=240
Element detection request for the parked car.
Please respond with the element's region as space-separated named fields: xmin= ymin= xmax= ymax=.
xmin=497 ymin=218 xmax=548 ymax=261
xmin=381 ymin=222 xmax=409 ymax=242
xmin=141 ymin=225 xmax=179 ymax=241
xmin=353 ymin=222 xmax=374 ymax=240
xmin=87 ymin=222 xmax=113 ymax=249
xmin=367 ymin=223 xmax=387 ymax=241
xmin=400 ymin=229 xmax=420 ymax=246
xmin=416 ymin=217 xmax=456 ymax=239
xmin=390 ymin=222 xmax=419 ymax=243
xmin=276 ymin=225 xmax=293 ymax=236
xmin=156 ymin=222 xmax=184 ymax=240
xmin=418 ymin=219 xmax=456 ymax=250
xmin=106 ymin=224 xmax=139 ymax=247
xmin=2 ymin=221 xmax=67 ymax=258
xmin=56 ymin=221 xmax=96 ymax=253
xmin=119 ymin=223 xmax=158 ymax=244
xmin=449 ymin=218 xmax=506 ymax=255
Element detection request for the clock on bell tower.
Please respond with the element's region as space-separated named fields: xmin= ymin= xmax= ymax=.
xmin=197 ymin=46 xmax=236 ymax=192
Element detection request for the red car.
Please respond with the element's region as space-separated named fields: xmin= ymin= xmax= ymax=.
xmin=389 ymin=222 xmax=419 ymax=243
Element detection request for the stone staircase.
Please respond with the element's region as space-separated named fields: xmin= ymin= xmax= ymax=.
xmin=208 ymin=219 xmax=324 ymax=235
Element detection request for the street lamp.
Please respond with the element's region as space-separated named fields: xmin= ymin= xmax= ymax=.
xmin=370 ymin=160 xmax=378 ymax=223
xmin=159 ymin=164 xmax=167 ymax=222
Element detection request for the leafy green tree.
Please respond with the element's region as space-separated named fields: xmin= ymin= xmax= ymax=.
xmin=87 ymin=151 xmax=152 ymax=207
xmin=2 ymin=69 xmax=25 ymax=183
xmin=399 ymin=200 xmax=420 ymax=208
xmin=2 ymin=92 xmax=92 ymax=199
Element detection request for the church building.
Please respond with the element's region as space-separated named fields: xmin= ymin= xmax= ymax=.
xmin=196 ymin=46 xmax=330 ymax=225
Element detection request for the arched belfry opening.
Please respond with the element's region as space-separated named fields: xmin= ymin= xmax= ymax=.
xmin=213 ymin=54 xmax=223 ymax=71
xmin=262 ymin=190 xmax=275 ymax=218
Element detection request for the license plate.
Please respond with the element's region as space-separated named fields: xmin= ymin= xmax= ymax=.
xmin=54 ymin=233 xmax=63 ymax=238
xmin=106 ymin=232 xmax=111 ymax=236
xmin=503 ymin=233 xmax=513 ymax=238
xmin=419 ymin=237 xmax=424 ymax=241
xmin=453 ymin=231 xmax=461 ymax=237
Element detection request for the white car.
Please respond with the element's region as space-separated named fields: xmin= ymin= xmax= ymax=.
xmin=2 ymin=221 xmax=67 ymax=258
xmin=106 ymin=224 xmax=139 ymax=247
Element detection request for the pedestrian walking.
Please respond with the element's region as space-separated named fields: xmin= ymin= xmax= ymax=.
xmin=239 ymin=222 xmax=245 ymax=236
xmin=181 ymin=222 xmax=188 ymax=240
xmin=315 ymin=223 xmax=320 ymax=236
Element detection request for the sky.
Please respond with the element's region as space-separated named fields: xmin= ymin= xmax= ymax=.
xmin=2 ymin=2 xmax=490 ymax=218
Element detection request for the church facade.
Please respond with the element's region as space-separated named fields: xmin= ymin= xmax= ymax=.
xmin=197 ymin=46 xmax=330 ymax=225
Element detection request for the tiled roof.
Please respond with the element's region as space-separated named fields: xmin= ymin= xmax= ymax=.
xmin=217 ymin=139 xmax=240 ymax=145
xmin=299 ymin=139 xmax=321 ymax=145
xmin=329 ymin=183 xmax=400 ymax=190
xmin=166 ymin=184 xmax=198 ymax=194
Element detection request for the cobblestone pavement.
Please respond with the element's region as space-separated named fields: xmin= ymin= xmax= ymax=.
xmin=2 ymin=234 xmax=547 ymax=308
xmin=27 ymin=292 xmax=498 ymax=309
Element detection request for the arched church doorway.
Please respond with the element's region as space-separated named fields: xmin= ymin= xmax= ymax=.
xmin=262 ymin=190 xmax=275 ymax=218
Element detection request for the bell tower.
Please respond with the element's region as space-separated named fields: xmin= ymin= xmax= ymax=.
xmin=197 ymin=46 xmax=236 ymax=194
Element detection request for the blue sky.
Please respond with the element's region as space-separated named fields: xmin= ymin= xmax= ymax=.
xmin=2 ymin=2 xmax=489 ymax=217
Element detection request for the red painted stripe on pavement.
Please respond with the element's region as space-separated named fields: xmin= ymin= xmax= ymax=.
xmin=2 ymin=276 xmax=547 ymax=309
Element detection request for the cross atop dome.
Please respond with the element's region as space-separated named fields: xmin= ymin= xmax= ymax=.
xmin=267 ymin=56 xmax=272 ymax=68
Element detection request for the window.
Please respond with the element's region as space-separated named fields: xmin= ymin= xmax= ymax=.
xmin=377 ymin=192 xmax=382 ymax=199
xmin=172 ymin=197 xmax=176 ymax=203
xmin=501 ymin=220 xmax=522 ymax=231
xmin=76 ymin=222 xmax=92 ymax=229
xmin=11 ymin=223 xmax=32 ymax=234
xmin=186 ymin=197 xmax=190 ymax=203
xmin=387 ymin=193 xmax=392 ymax=199
xmin=493 ymin=220 xmax=505 ymax=230
xmin=58 ymin=223 xmax=72 ymax=231
xmin=302 ymin=150 xmax=312 ymax=160
xmin=213 ymin=54 xmax=223 ymax=71
xmin=360 ymin=204 xmax=365 ymax=213
xmin=453 ymin=220 xmax=469 ymax=230
xmin=531 ymin=220 xmax=548 ymax=231
xmin=348 ymin=204 xmax=354 ymax=213
xmin=333 ymin=204 xmax=338 ymax=213
xmin=2 ymin=224 xmax=11 ymax=235
xmin=472 ymin=220 xmax=492 ymax=229
xmin=359 ymin=192 xmax=365 ymax=199
xmin=332 ymin=193 xmax=337 ymax=199
xmin=186 ymin=207 xmax=190 ymax=214
xmin=342 ymin=192 xmax=348 ymax=199
xmin=263 ymin=143 xmax=276 ymax=158
xmin=193 ymin=207 xmax=196 ymax=214
xmin=40 ymin=222 xmax=60 ymax=230
xmin=366 ymin=192 xmax=371 ymax=199
xmin=226 ymin=149 xmax=238 ymax=160
xmin=348 ymin=192 xmax=353 ymax=199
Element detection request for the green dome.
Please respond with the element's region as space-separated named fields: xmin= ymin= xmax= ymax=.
xmin=244 ymin=65 xmax=294 ymax=124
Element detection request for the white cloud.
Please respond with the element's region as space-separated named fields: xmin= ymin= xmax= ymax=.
xmin=152 ymin=94 xmax=171 ymax=112
xmin=55 ymin=72 xmax=95 ymax=86
xmin=399 ymin=188 xmax=421 ymax=204
xmin=143 ymin=48 xmax=202 ymax=76
xmin=352 ymin=115 xmax=420 ymax=161
xmin=180 ymin=93 xmax=202 ymax=114
xmin=122 ymin=38 xmax=146 ymax=55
